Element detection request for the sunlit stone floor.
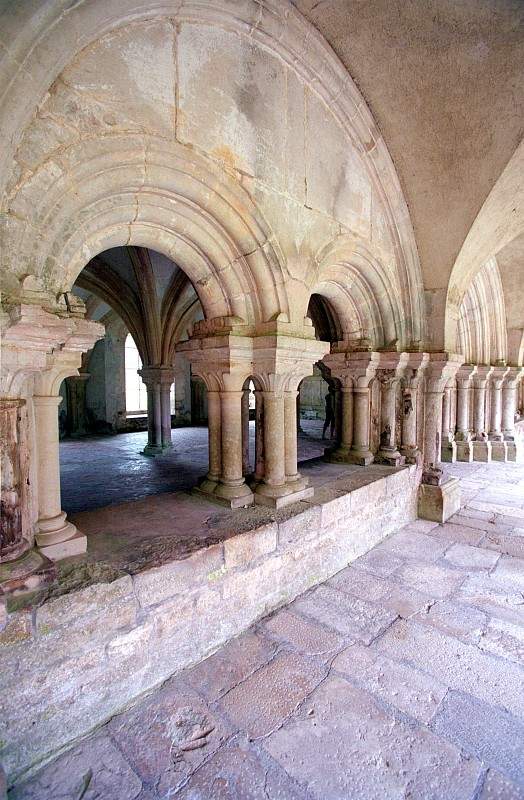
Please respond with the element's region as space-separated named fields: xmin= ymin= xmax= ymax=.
xmin=13 ymin=460 xmax=524 ymax=799
xmin=60 ymin=421 xmax=327 ymax=514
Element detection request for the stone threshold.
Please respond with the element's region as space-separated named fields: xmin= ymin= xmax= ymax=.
xmin=1 ymin=461 xmax=420 ymax=783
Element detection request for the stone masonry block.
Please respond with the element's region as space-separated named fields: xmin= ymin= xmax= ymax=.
xmin=224 ymin=523 xmax=277 ymax=569
xmin=133 ymin=544 xmax=224 ymax=607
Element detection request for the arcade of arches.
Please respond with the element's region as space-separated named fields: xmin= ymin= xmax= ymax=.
xmin=0 ymin=1 xmax=523 ymax=795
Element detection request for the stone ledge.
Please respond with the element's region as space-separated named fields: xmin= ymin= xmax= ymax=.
xmin=0 ymin=464 xmax=418 ymax=783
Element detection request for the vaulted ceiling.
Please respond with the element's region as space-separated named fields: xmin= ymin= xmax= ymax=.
xmin=294 ymin=0 xmax=524 ymax=292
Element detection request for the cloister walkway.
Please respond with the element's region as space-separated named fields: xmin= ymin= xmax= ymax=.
xmin=12 ymin=459 xmax=524 ymax=799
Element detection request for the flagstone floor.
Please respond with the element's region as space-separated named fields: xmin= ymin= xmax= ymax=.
xmin=11 ymin=460 xmax=524 ymax=800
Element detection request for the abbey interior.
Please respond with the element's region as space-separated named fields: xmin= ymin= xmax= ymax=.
xmin=0 ymin=2 xmax=523 ymax=798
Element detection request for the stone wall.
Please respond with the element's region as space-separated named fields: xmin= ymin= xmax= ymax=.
xmin=0 ymin=466 xmax=419 ymax=784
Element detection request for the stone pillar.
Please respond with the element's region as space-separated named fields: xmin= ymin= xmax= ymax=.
xmin=215 ymin=390 xmax=253 ymax=507
xmin=400 ymin=354 xmax=427 ymax=464
xmin=471 ymin=366 xmax=493 ymax=462
xmin=375 ymin=353 xmax=408 ymax=467
xmin=0 ymin=399 xmax=30 ymax=562
xmin=440 ymin=380 xmax=457 ymax=463
xmin=200 ymin=389 xmax=221 ymax=494
xmin=489 ymin=366 xmax=509 ymax=462
xmin=455 ymin=365 xmax=476 ymax=462
xmin=241 ymin=386 xmax=250 ymax=476
xmin=65 ymin=373 xmax=90 ymax=437
xmin=1 ymin=297 xmax=103 ymax=575
xmin=502 ymin=367 xmax=524 ymax=461
xmin=254 ymin=389 xmax=265 ymax=482
xmin=418 ymin=353 xmax=463 ymax=524
xmin=323 ymin=350 xmax=380 ymax=466
xmin=284 ymin=390 xmax=301 ymax=484
xmin=139 ymin=366 xmax=175 ymax=456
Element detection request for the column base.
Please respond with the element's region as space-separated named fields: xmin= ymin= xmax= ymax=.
xmin=400 ymin=446 xmax=422 ymax=466
xmin=456 ymin=440 xmax=474 ymax=462
xmin=346 ymin=448 xmax=375 ymax=466
xmin=375 ymin=449 xmax=405 ymax=467
xmin=142 ymin=443 xmax=172 ymax=457
xmin=255 ymin=477 xmax=313 ymax=509
xmin=418 ymin=477 xmax=461 ymax=523
xmin=440 ymin=440 xmax=457 ymax=463
xmin=506 ymin=441 xmax=521 ymax=462
xmin=193 ymin=479 xmax=254 ymax=509
xmin=0 ymin=548 xmax=57 ymax=612
xmin=490 ymin=441 xmax=508 ymax=462
xmin=472 ymin=440 xmax=492 ymax=462
xmin=35 ymin=514 xmax=87 ymax=560
xmin=324 ymin=443 xmax=351 ymax=463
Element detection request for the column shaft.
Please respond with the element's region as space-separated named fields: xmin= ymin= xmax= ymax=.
xmin=284 ymin=390 xmax=299 ymax=482
xmin=262 ymin=393 xmax=286 ymax=487
xmin=241 ymin=388 xmax=250 ymax=475
xmin=254 ymin=390 xmax=265 ymax=481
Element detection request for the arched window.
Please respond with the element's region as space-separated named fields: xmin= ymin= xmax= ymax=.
xmin=125 ymin=334 xmax=147 ymax=415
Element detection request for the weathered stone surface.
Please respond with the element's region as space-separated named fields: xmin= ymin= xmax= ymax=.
xmin=219 ymin=652 xmax=326 ymax=738
xmin=443 ymin=542 xmax=500 ymax=570
xmin=392 ymin=561 xmax=465 ymax=598
xmin=333 ymin=643 xmax=447 ymax=723
xmin=328 ymin=565 xmax=432 ymax=618
xmin=432 ymin=691 xmax=524 ymax=785
xmin=108 ymin=678 xmax=232 ymax=795
xmin=264 ymin=676 xmax=481 ymax=800
xmin=183 ymin=632 xmax=276 ymax=701
xmin=36 ymin=575 xmax=135 ymax=632
xmin=479 ymin=619 xmax=524 ymax=665
xmin=175 ymin=741 xmax=305 ymax=800
xmin=436 ymin=522 xmax=486 ymax=546
xmin=0 ymin=613 xmax=31 ymax=647
xmin=224 ymin=523 xmax=277 ymax=569
xmin=133 ymin=545 xmax=224 ymax=607
xmin=380 ymin=529 xmax=450 ymax=562
xmin=373 ymin=620 xmax=524 ymax=718
xmin=482 ymin=531 xmax=524 ymax=559
xmin=414 ymin=599 xmax=487 ymax=644
xmin=352 ymin=547 xmax=405 ymax=578
xmin=262 ymin=608 xmax=345 ymax=655
xmin=277 ymin=506 xmax=322 ymax=549
xmin=292 ymin=584 xmax=397 ymax=644
xmin=9 ymin=735 xmax=142 ymax=800
xmin=479 ymin=769 xmax=524 ymax=800
xmin=491 ymin=556 xmax=524 ymax=591
xmin=457 ymin=573 xmax=524 ymax=626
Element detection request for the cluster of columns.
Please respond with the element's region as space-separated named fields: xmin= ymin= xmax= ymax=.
xmin=178 ymin=322 xmax=328 ymax=509
xmin=322 ymin=348 xmax=429 ymax=469
xmin=138 ymin=366 xmax=175 ymax=456
xmin=441 ymin=364 xmax=523 ymax=464
xmin=1 ymin=298 xmax=104 ymax=565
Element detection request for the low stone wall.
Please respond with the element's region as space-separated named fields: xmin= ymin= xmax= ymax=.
xmin=0 ymin=465 xmax=419 ymax=784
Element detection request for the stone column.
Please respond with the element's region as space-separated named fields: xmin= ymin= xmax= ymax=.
xmin=254 ymin=389 xmax=265 ymax=482
xmin=196 ymin=388 xmax=222 ymax=496
xmin=489 ymin=366 xmax=509 ymax=462
xmin=502 ymin=367 xmax=523 ymax=461
xmin=400 ymin=354 xmax=427 ymax=464
xmin=323 ymin=350 xmax=379 ymax=466
xmin=0 ymin=399 xmax=30 ymax=562
xmin=471 ymin=366 xmax=493 ymax=462
xmin=65 ymin=373 xmax=90 ymax=437
xmin=440 ymin=380 xmax=457 ymax=463
xmin=375 ymin=353 xmax=407 ymax=467
xmin=241 ymin=386 xmax=250 ymax=476
xmin=455 ymin=365 xmax=476 ymax=462
xmin=139 ymin=366 xmax=174 ymax=456
xmin=284 ymin=390 xmax=305 ymax=487
xmin=215 ymin=390 xmax=254 ymax=507
xmin=418 ymin=353 xmax=463 ymax=524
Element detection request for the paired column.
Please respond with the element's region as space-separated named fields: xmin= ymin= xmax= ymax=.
xmin=400 ymin=354 xmax=428 ymax=464
xmin=471 ymin=366 xmax=493 ymax=462
xmin=454 ymin=365 xmax=476 ymax=462
xmin=502 ymin=368 xmax=523 ymax=461
xmin=139 ymin=366 xmax=174 ymax=456
xmin=488 ymin=367 xmax=509 ymax=462
xmin=322 ymin=350 xmax=379 ymax=466
xmin=375 ymin=353 xmax=408 ymax=467
xmin=440 ymin=380 xmax=457 ymax=463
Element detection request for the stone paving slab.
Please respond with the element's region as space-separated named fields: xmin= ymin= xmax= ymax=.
xmin=431 ymin=690 xmax=524 ymax=784
xmin=10 ymin=459 xmax=524 ymax=800
xmin=263 ymin=676 xmax=481 ymax=800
